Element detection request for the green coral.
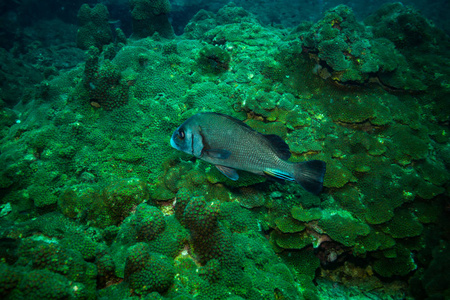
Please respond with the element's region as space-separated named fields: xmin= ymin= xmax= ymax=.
xmin=285 ymin=127 xmax=322 ymax=154
xmin=147 ymin=216 xmax=189 ymax=258
xmin=415 ymin=159 xmax=449 ymax=187
xmin=270 ymin=230 xmax=313 ymax=250
xmin=280 ymin=248 xmax=320 ymax=281
xmin=322 ymin=157 xmax=356 ymax=188
xmin=233 ymin=186 xmax=266 ymax=209
xmin=325 ymin=92 xmax=392 ymax=125
xmin=381 ymin=208 xmax=423 ymax=239
xmin=411 ymin=201 xmax=441 ymax=224
xmin=96 ymin=249 xmax=116 ymax=287
xmin=28 ymin=184 xmax=58 ymax=208
xmin=415 ymin=180 xmax=445 ymax=200
xmin=353 ymin=228 xmax=396 ymax=255
xmin=16 ymin=269 xmax=71 ymax=299
xmin=318 ymin=210 xmax=370 ymax=247
xmin=197 ymin=45 xmax=231 ymax=74
xmin=385 ymin=124 xmax=429 ymax=165
xmin=333 ymin=186 xmax=366 ymax=217
xmin=364 ymin=200 xmax=395 ymax=225
xmin=61 ymin=232 xmax=98 ymax=261
xmin=198 ymin=258 xmax=221 ymax=283
xmin=180 ymin=195 xmax=244 ymax=286
xmin=129 ymin=0 xmax=174 ymax=38
xmin=124 ymin=243 xmax=175 ymax=295
xmin=102 ymin=178 xmax=150 ymax=227
xmin=372 ymin=245 xmax=417 ymax=277
xmin=134 ymin=203 xmax=166 ymax=241
xmin=274 ymin=216 xmax=305 ymax=233
xmin=219 ymin=201 xmax=260 ymax=233
xmin=83 ymin=51 xmax=130 ymax=110
xmin=365 ymin=2 xmax=436 ymax=49
xmin=359 ymin=163 xmax=421 ymax=225
xmin=418 ymin=242 xmax=450 ymax=299
xmin=318 ymin=38 xmax=350 ymax=72
xmin=0 ymin=264 xmax=21 ymax=297
xmin=291 ymin=206 xmax=322 ymax=222
xmin=300 ymin=4 xmax=426 ymax=90
xmin=15 ymin=238 xmax=97 ymax=297
xmin=76 ymin=4 xmax=113 ymax=50
xmin=183 ymin=196 xmax=219 ymax=236
xmin=173 ymin=187 xmax=192 ymax=222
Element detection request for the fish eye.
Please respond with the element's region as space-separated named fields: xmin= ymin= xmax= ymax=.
xmin=178 ymin=128 xmax=185 ymax=139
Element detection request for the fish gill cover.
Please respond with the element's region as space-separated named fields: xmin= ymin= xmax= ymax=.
xmin=0 ymin=1 xmax=449 ymax=299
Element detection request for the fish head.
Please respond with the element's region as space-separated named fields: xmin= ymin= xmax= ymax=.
xmin=170 ymin=117 xmax=204 ymax=158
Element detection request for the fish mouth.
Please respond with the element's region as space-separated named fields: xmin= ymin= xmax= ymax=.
xmin=170 ymin=133 xmax=177 ymax=149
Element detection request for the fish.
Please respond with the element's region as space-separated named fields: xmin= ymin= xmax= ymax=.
xmin=170 ymin=112 xmax=326 ymax=194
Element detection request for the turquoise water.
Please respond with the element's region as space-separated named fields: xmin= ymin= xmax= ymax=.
xmin=0 ymin=1 xmax=449 ymax=299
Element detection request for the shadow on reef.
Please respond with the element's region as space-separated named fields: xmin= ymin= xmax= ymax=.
xmin=0 ymin=1 xmax=449 ymax=299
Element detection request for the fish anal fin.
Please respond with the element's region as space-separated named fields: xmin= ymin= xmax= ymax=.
xmin=215 ymin=165 xmax=239 ymax=180
xmin=263 ymin=168 xmax=295 ymax=182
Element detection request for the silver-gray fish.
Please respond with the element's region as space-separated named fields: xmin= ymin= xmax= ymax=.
xmin=170 ymin=112 xmax=326 ymax=194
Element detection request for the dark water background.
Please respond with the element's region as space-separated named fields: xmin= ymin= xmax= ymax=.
xmin=1 ymin=0 xmax=450 ymax=51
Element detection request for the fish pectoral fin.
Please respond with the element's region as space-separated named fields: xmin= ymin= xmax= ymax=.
xmin=263 ymin=169 xmax=295 ymax=182
xmin=205 ymin=149 xmax=231 ymax=159
xmin=215 ymin=165 xmax=239 ymax=181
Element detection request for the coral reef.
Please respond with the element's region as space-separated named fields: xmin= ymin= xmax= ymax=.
xmin=129 ymin=0 xmax=174 ymax=39
xmin=76 ymin=4 xmax=113 ymax=50
xmin=196 ymin=44 xmax=231 ymax=74
xmin=0 ymin=2 xmax=449 ymax=299
xmin=298 ymin=5 xmax=428 ymax=90
xmin=124 ymin=243 xmax=175 ymax=295
xmin=83 ymin=46 xmax=130 ymax=110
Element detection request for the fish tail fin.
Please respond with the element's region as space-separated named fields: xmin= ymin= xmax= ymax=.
xmin=293 ymin=160 xmax=326 ymax=195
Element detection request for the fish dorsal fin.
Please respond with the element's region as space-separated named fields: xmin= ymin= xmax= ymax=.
xmin=213 ymin=113 xmax=254 ymax=131
xmin=215 ymin=165 xmax=239 ymax=180
xmin=264 ymin=134 xmax=291 ymax=160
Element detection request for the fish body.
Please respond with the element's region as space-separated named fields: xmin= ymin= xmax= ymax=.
xmin=170 ymin=112 xmax=326 ymax=194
